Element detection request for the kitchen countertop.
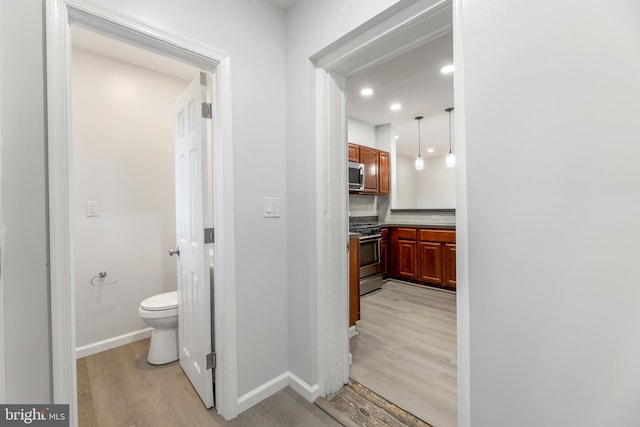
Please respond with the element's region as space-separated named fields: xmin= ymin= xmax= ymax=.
xmin=381 ymin=223 xmax=456 ymax=230
xmin=349 ymin=232 xmax=361 ymax=238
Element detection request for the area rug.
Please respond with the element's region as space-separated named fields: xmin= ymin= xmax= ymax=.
xmin=315 ymin=379 xmax=433 ymax=427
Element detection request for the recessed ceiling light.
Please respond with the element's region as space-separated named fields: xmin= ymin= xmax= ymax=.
xmin=441 ymin=64 xmax=455 ymax=74
xmin=360 ymin=88 xmax=373 ymax=96
xmin=427 ymin=148 xmax=435 ymax=153
xmin=390 ymin=103 xmax=402 ymax=111
xmin=394 ymin=135 xmax=399 ymax=140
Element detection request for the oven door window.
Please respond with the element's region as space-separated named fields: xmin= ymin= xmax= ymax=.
xmin=360 ymin=239 xmax=380 ymax=267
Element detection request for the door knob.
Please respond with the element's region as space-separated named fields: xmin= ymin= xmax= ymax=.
xmin=168 ymin=247 xmax=180 ymax=256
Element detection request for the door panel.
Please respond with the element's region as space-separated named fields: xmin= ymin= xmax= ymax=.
xmin=359 ymin=146 xmax=378 ymax=193
xmin=378 ymin=151 xmax=390 ymax=195
xmin=418 ymin=241 xmax=443 ymax=284
xmin=443 ymin=243 xmax=457 ymax=289
xmin=398 ymin=240 xmax=417 ymax=280
xmin=175 ymin=74 xmax=213 ymax=408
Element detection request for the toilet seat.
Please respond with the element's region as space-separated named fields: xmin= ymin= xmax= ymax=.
xmin=140 ymin=291 xmax=177 ymax=311
xmin=138 ymin=306 xmax=178 ymax=319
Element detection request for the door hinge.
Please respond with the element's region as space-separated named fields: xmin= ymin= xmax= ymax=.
xmin=206 ymin=352 xmax=216 ymax=370
xmin=202 ymin=102 xmax=212 ymax=119
xmin=204 ymin=228 xmax=214 ymax=244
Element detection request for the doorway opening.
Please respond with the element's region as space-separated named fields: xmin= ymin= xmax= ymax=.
xmin=46 ymin=1 xmax=239 ymax=424
xmin=70 ymin=23 xmax=216 ymax=413
xmin=311 ymin=0 xmax=467 ymax=426
xmin=346 ymin=29 xmax=457 ymax=427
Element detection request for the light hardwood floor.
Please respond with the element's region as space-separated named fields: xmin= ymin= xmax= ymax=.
xmin=77 ymin=339 xmax=341 ymax=427
xmin=350 ymin=280 xmax=457 ymax=427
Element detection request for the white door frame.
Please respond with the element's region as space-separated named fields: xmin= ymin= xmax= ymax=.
xmin=45 ymin=0 xmax=239 ymax=424
xmin=311 ymin=0 xmax=470 ymax=425
xmin=0 ymin=67 xmax=4 ymax=401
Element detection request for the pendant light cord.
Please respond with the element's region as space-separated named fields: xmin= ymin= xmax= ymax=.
xmin=418 ymin=119 xmax=421 ymax=156
xmin=415 ymin=116 xmax=424 ymax=156
xmin=448 ymin=111 xmax=451 ymax=153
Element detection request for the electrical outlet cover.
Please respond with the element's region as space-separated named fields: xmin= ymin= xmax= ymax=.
xmin=86 ymin=200 xmax=100 ymax=217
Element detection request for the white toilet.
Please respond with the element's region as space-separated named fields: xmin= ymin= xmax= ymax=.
xmin=138 ymin=291 xmax=179 ymax=365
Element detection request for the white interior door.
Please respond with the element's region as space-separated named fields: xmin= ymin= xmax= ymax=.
xmin=174 ymin=73 xmax=214 ymax=408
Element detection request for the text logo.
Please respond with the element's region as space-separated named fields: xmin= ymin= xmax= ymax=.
xmin=0 ymin=405 xmax=68 ymax=426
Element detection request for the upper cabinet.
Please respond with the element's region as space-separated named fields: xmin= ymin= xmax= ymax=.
xmin=348 ymin=143 xmax=360 ymax=162
xmin=378 ymin=151 xmax=390 ymax=195
xmin=359 ymin=146 xmax=379 ymax=194
xmin=348 ymin=142 xmax=390 ymax=196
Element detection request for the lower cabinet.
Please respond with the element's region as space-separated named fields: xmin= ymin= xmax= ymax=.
xmin=398 ymin=240 xmax=417 ymax=280
xmin=443 ymin=243 xmax=457 ymax=289
xmin=349 ymin=235 xmax=360 ymax=327
xmin=381 ymin=228 xmax=389 ymax=277
xmin=418 ymin=241 xmax=442 ymax=285
xmin=389 ymin=227 xmax=456 ymax=291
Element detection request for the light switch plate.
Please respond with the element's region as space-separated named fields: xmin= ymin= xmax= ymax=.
xmin=263 ymin=197 xmax=280 ymax=218
xmin=86 ymin=200 xmax=100 ymax=217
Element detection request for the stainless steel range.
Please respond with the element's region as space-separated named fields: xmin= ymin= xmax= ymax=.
xmin=349 ymin=217 xmax=383 ymax=295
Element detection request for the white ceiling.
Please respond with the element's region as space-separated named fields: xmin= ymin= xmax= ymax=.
xmin=347 ymin=31 xmax=454 ymax=157
xmin=71 ymin=26 xmax=199 ymax=82
xmin=72 ymin=16 xmax=453 ymax=159
xmin=266 ymin=0 xmax=299 ymax=11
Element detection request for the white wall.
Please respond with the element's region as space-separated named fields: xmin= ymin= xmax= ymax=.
xmin=0 ymin=1 xmax=5 ymax=402
xmin=71 ymin=48 xmax=188 ymax=351
xmin=393 ymin=154 xmax=417 ymax=208
xmin=461 ymin=0 xmax=640 ymax=425
xmin=0 ymin=0 xmax=52 ymax=403
xmin=348 ymin=194 xmax=377 ymax=217
xmin=415 ymin=154 xmax=455 ymax=209
xmin=375 ymin=123 xmax=392 ymax=153
xmin=347 ymin=117 xmax=375 ymax=147
xmin=1 ymin=0 xmax=288 ymax=406
xmin=286 ymin=0 xmax=402 ymax=388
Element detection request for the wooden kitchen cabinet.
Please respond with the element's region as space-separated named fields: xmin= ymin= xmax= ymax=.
xmin=442 ymin=243 xmax=457 ymax=289
xmin=359 ymin=146 xmax=379 ymax=193
xmin=389 ymin=227 xmax=456 ymax=291
xmin=349 ymin=234 xmax=360 ymax=327
xmin=381 ymin=228 xmax=389 ymax=277
xmin=346 ymin=142 xmax=389 ymax=196
xmin=391 ymin=228 xmax=418 ymax=280
xmin=418 ymin=241 xmax=442 ymax=284
xmin=348 ymin=143 xmax=360 ymax=162
xmin=378 ymin=150 xmax=390 ymax=195
xmin=398 ymin=241 xmax=418 ymax=280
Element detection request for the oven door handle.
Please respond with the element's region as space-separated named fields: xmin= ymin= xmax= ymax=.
xmin=359 ymin=234 xmax=382 ymax=242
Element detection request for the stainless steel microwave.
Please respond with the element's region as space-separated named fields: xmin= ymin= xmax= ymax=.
xmin=348 ymin=161 xmax=364 ymax=190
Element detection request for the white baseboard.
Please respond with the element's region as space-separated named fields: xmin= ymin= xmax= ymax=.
xmin=237 ymin=372 xmax=289 ymax=414
xmin=288 ymin=372 xmax=321 ymax=402
xmin=236 ymin=371 xmax=321 ymax=414
xmin=349 ymin=325 xmax=357 ymax=338
xmin=76 ymin=327 xmax=153 ymax=359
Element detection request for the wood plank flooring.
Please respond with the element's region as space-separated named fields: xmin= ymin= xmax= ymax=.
xmin=77 ymin=339 xmax=341 ymax=427
xmin=350 ymin=280 xmax=458 ymax=427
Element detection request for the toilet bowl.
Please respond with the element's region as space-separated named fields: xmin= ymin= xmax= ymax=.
xmin=138 ymin=291 xmax=178 ymax=365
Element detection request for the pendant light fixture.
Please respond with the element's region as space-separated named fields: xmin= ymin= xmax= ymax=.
xmin=445 ymin=107 xmax=456 ymax=168
xmin=414 ymin=116 xmax=424 ymax=170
